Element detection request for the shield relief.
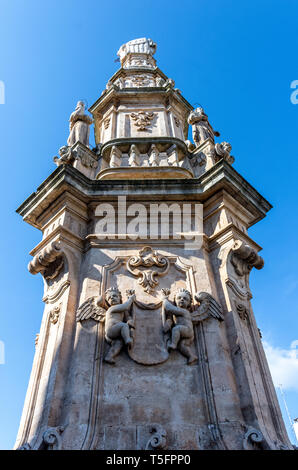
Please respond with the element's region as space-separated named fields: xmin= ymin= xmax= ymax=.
xmin=128 ymin=300 xmax=169 ymax=365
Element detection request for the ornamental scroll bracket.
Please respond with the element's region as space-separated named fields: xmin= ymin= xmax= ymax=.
xmin=145 ymin=424 xmax=167 ymax=450
xmin=28 ymin=240 xmax=64 ymax=281
xmin=38 ymin=426 xmax=64 ymax=450
xmin=126 ymin=246 xmax=170 ymax=293
xmin=230 ymin=240 xmax=264 ymax=277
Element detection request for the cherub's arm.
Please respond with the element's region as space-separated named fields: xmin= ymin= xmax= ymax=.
xmin=163 ymin=299 xmax=188 ymax=317
xmin=161 ymin=289 xmax=174 ymax=333
xmin=107 ymin=294 xmax=135 ymax=315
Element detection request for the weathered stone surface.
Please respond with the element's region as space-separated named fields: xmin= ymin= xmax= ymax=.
xmin=14 ymin=38 xmax=292 ymax=451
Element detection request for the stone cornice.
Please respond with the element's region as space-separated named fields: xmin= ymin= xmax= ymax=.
xmin=16 ymin=161 xmax=272 ymax=230
xmin=89 ymin=85 xmax=193 ymax=116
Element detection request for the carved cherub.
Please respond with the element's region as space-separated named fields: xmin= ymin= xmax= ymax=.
xmin=161 ymin=288 xmax=224 ymax=365
xmin=162 ymin=288 xmax=198 ymax=365
xmin=76 ymin=288 xmax=136 ymax=364
xmin=104 ymin=287 xmax=135 ymax=364
xmin=53 ymin=145 xmax=74 ymax=166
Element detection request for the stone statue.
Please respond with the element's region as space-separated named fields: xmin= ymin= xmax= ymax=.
xmin=162 ymin=288 xmax=198 ymax=365
xmin=67 ymin=101 xmax=93 ymax=147
xmin=103 ymin=288 xmax=135 ymax=364
xmin=162 ymin=288 xmax=224 ymax=364
xmin=76 ymin=288 xmax=135 ymax=364
xmin=188 ymin=107 xmax=220 ymax=147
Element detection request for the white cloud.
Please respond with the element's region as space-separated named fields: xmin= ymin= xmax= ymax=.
xmin=263 ymin=339 xmax=298 ymax=391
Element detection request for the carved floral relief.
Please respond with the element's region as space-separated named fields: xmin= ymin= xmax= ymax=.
xmin=130 ymin=111 xmax=156 ymax=131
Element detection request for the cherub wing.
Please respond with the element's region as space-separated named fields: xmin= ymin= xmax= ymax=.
xmin=76 ymin=296 xmax=106 ymax=323
xmin=192 ymin=292 xmax=224 ymax=323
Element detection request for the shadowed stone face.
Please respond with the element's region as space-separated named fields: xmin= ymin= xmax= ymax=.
xmin=175 ymin=292 xmax=191 ymax=309
xmin=106 ymin=291 xmax=121 ymax=306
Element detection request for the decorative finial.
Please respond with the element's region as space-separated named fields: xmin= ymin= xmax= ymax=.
xmin=117 ymin=38 xmax=157 ymax=69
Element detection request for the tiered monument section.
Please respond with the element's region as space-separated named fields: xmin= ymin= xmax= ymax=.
xmin=15 ymin=38 xmax=292 ymax=450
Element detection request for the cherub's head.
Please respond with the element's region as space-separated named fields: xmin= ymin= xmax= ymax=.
xmin=105 ymin=287 xmax=122 ymax=306
xmin=174 ymin=288 xmax=192 ymax=309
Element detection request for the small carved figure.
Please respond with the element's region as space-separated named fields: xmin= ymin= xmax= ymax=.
xmin=76 ymin=288 xmax=135 ymax=364
xmin=162 ymin=288 xmax=198 ymax=365
xmin=187 ymin=107 xmax=220 ymax=147
xmin=53 ymin=145 xmax=74 ymax=166
xmin=214 ymin=141 xmax=235 ymax=164
xmin=162 ymin=289 xmax=223 ymax=365
xmin=104 ymin=288 xmax=135 ymax=364
xmin=67 ymin=101 xmax=93 ymax=147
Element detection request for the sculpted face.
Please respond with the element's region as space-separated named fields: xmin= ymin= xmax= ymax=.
xmin=175 ymin=292 xmax=191 ymax=309
xmin=106 ymin=291 xmax=121 ymax=306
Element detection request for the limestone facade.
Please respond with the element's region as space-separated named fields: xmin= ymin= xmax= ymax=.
xmin=15 ymin=38 xmax=292 ymax=450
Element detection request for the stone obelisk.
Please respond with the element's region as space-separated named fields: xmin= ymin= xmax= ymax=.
xmin=15 ymin=38 xmax=292 ymax=450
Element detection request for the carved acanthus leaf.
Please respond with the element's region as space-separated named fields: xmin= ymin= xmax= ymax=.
xmin=214 ymin=141 xmax=235 ymax=164
xmin=53 ymin=146 xmax=75 ymax=167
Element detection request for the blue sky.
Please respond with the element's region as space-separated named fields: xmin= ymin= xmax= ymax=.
xmin=0 ymin=0 xmax=298 ymax=449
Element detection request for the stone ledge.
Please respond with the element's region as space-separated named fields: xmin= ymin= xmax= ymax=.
xmin=16 ymin=161 xmax=272 ymax=229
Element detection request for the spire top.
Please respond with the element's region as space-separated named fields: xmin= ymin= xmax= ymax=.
xmin=117 ymin=37 xmax=157 ymax=69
